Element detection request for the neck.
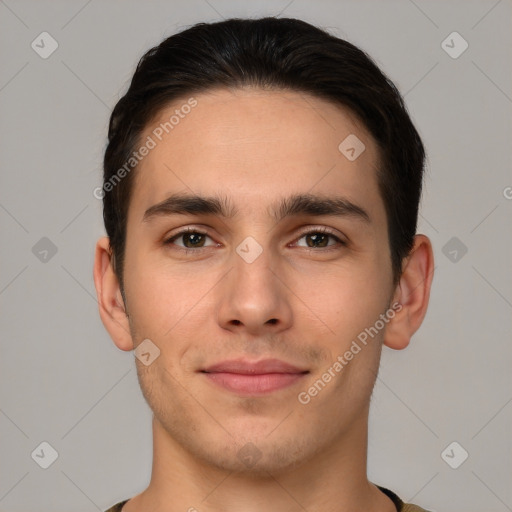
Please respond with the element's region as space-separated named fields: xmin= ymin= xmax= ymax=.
xmin=123 ymin=406 xmax=396 ymax=512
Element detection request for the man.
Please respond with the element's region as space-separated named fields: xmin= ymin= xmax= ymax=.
xmin=94 ymin=17 xmax=434 ymax=512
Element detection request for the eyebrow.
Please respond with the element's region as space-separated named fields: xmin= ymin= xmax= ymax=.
xmin=142 ymin=192 xmax=371 ymax=225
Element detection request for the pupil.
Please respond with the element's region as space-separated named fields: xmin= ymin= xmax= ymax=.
xmin=185 ymin=233 xmax=203 ymax=247
xmin=308 ymin=233 xmax=327 ymax=247
xmin=182 ymin=233 xmax=328 ymax=249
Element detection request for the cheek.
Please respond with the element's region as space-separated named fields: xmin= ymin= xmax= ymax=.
xmin=124 ymin=256 xmax=217 ymax=370
xmin=294 ymin=258 xmax=391 ymax=336
xmin=126 ymin=271 xmax=167 ymax=325
xmin=124 ymin=242 xmax=196 ymax=327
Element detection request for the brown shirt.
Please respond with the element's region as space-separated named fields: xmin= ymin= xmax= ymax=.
xmin=104 ymin=485 xmax=432 ymax=512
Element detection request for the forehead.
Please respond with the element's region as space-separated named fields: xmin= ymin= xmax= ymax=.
xmin=129 ymin=87 xmax=383 ymax=224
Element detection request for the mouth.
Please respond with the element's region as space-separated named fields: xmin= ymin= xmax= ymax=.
xmin=200 ymin=358 xmax=309 ymax=395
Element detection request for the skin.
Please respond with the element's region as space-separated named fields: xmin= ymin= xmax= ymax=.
xmin=94 ymin=87 xmax=434 ymax=512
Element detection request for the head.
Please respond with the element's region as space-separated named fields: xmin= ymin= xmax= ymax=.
xmin=102 ymin=17 xmax=425 ymax=294
xmin=94 ymin=17 xmax=433 ymax=476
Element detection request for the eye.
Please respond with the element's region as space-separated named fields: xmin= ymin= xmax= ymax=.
xmin=293 ymin=228 xmax=346 ymax=250
xmin=163 ymin=226 xmax=346 ymax=254
xmin=163 ymin=228 xmax=217 ymax=250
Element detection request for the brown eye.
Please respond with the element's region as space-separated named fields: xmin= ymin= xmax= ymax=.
xmin=180 ymin=232 xmax=207 ymax=248
xmin=304 ymin=232 xmax=330 ymax=248
xmin=294 ymin=229 xmax=345 ymax=250
xmin=164 ymin=229 xmax=216 ymax=250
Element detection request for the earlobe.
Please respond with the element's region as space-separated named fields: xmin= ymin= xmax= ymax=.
xmin=383 ymin=234 xmax=435 ymax=351
xmin=93 ymin=236 xmax=134 ymax=351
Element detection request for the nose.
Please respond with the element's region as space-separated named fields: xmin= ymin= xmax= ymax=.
xmin=215 ymin=241 xmax=293 ymax=336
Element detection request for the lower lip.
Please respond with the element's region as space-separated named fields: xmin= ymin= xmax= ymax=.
xmin=203 ymin=372 xmax=307 ymax=395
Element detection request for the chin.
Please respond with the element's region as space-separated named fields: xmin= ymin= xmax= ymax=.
xmin=193 ymin=431 xmax=316 ymax=477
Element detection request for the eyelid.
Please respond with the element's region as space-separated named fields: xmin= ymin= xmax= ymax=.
xmin=163 ymin=225 xmax=347 ymax=251
xmin=291 ymin=226 xmax=347 ymax=249
xmin=163 ymin=226 xmax=215 ymax=246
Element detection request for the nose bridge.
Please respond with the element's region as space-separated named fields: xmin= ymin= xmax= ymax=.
xmin=232 ymin=233 xmax=277 ymax=301
xmin=215 ymin=232 xmax=292 ymax=332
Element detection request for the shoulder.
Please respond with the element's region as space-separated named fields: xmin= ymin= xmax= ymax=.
xmin=104 ymin=499 xmax=129 ymax=512
xmin=402 ymin=505 xmax=434 ymax=512
xmin=377 ymin=485 xmax=433 ymax=512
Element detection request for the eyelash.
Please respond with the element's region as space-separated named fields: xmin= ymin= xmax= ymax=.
xmin=163 ymin=226 xmax=346 ymax=254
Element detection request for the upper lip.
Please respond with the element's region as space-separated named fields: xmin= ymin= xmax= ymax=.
xmin=202 ymin=358 xmax=309 ymax=375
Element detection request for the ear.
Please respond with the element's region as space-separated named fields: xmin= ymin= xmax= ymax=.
xmin=93 ymin=236 xmax=134 ymax=351
xmin=383 ymin=234 xmax=434 ymax=350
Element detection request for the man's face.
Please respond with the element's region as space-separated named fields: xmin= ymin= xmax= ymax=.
xmin=122 ymin=88 xmax=396 ymax=474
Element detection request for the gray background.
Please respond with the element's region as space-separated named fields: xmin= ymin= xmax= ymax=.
xmin=0 ymin=0 xmax=511 ymax=510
